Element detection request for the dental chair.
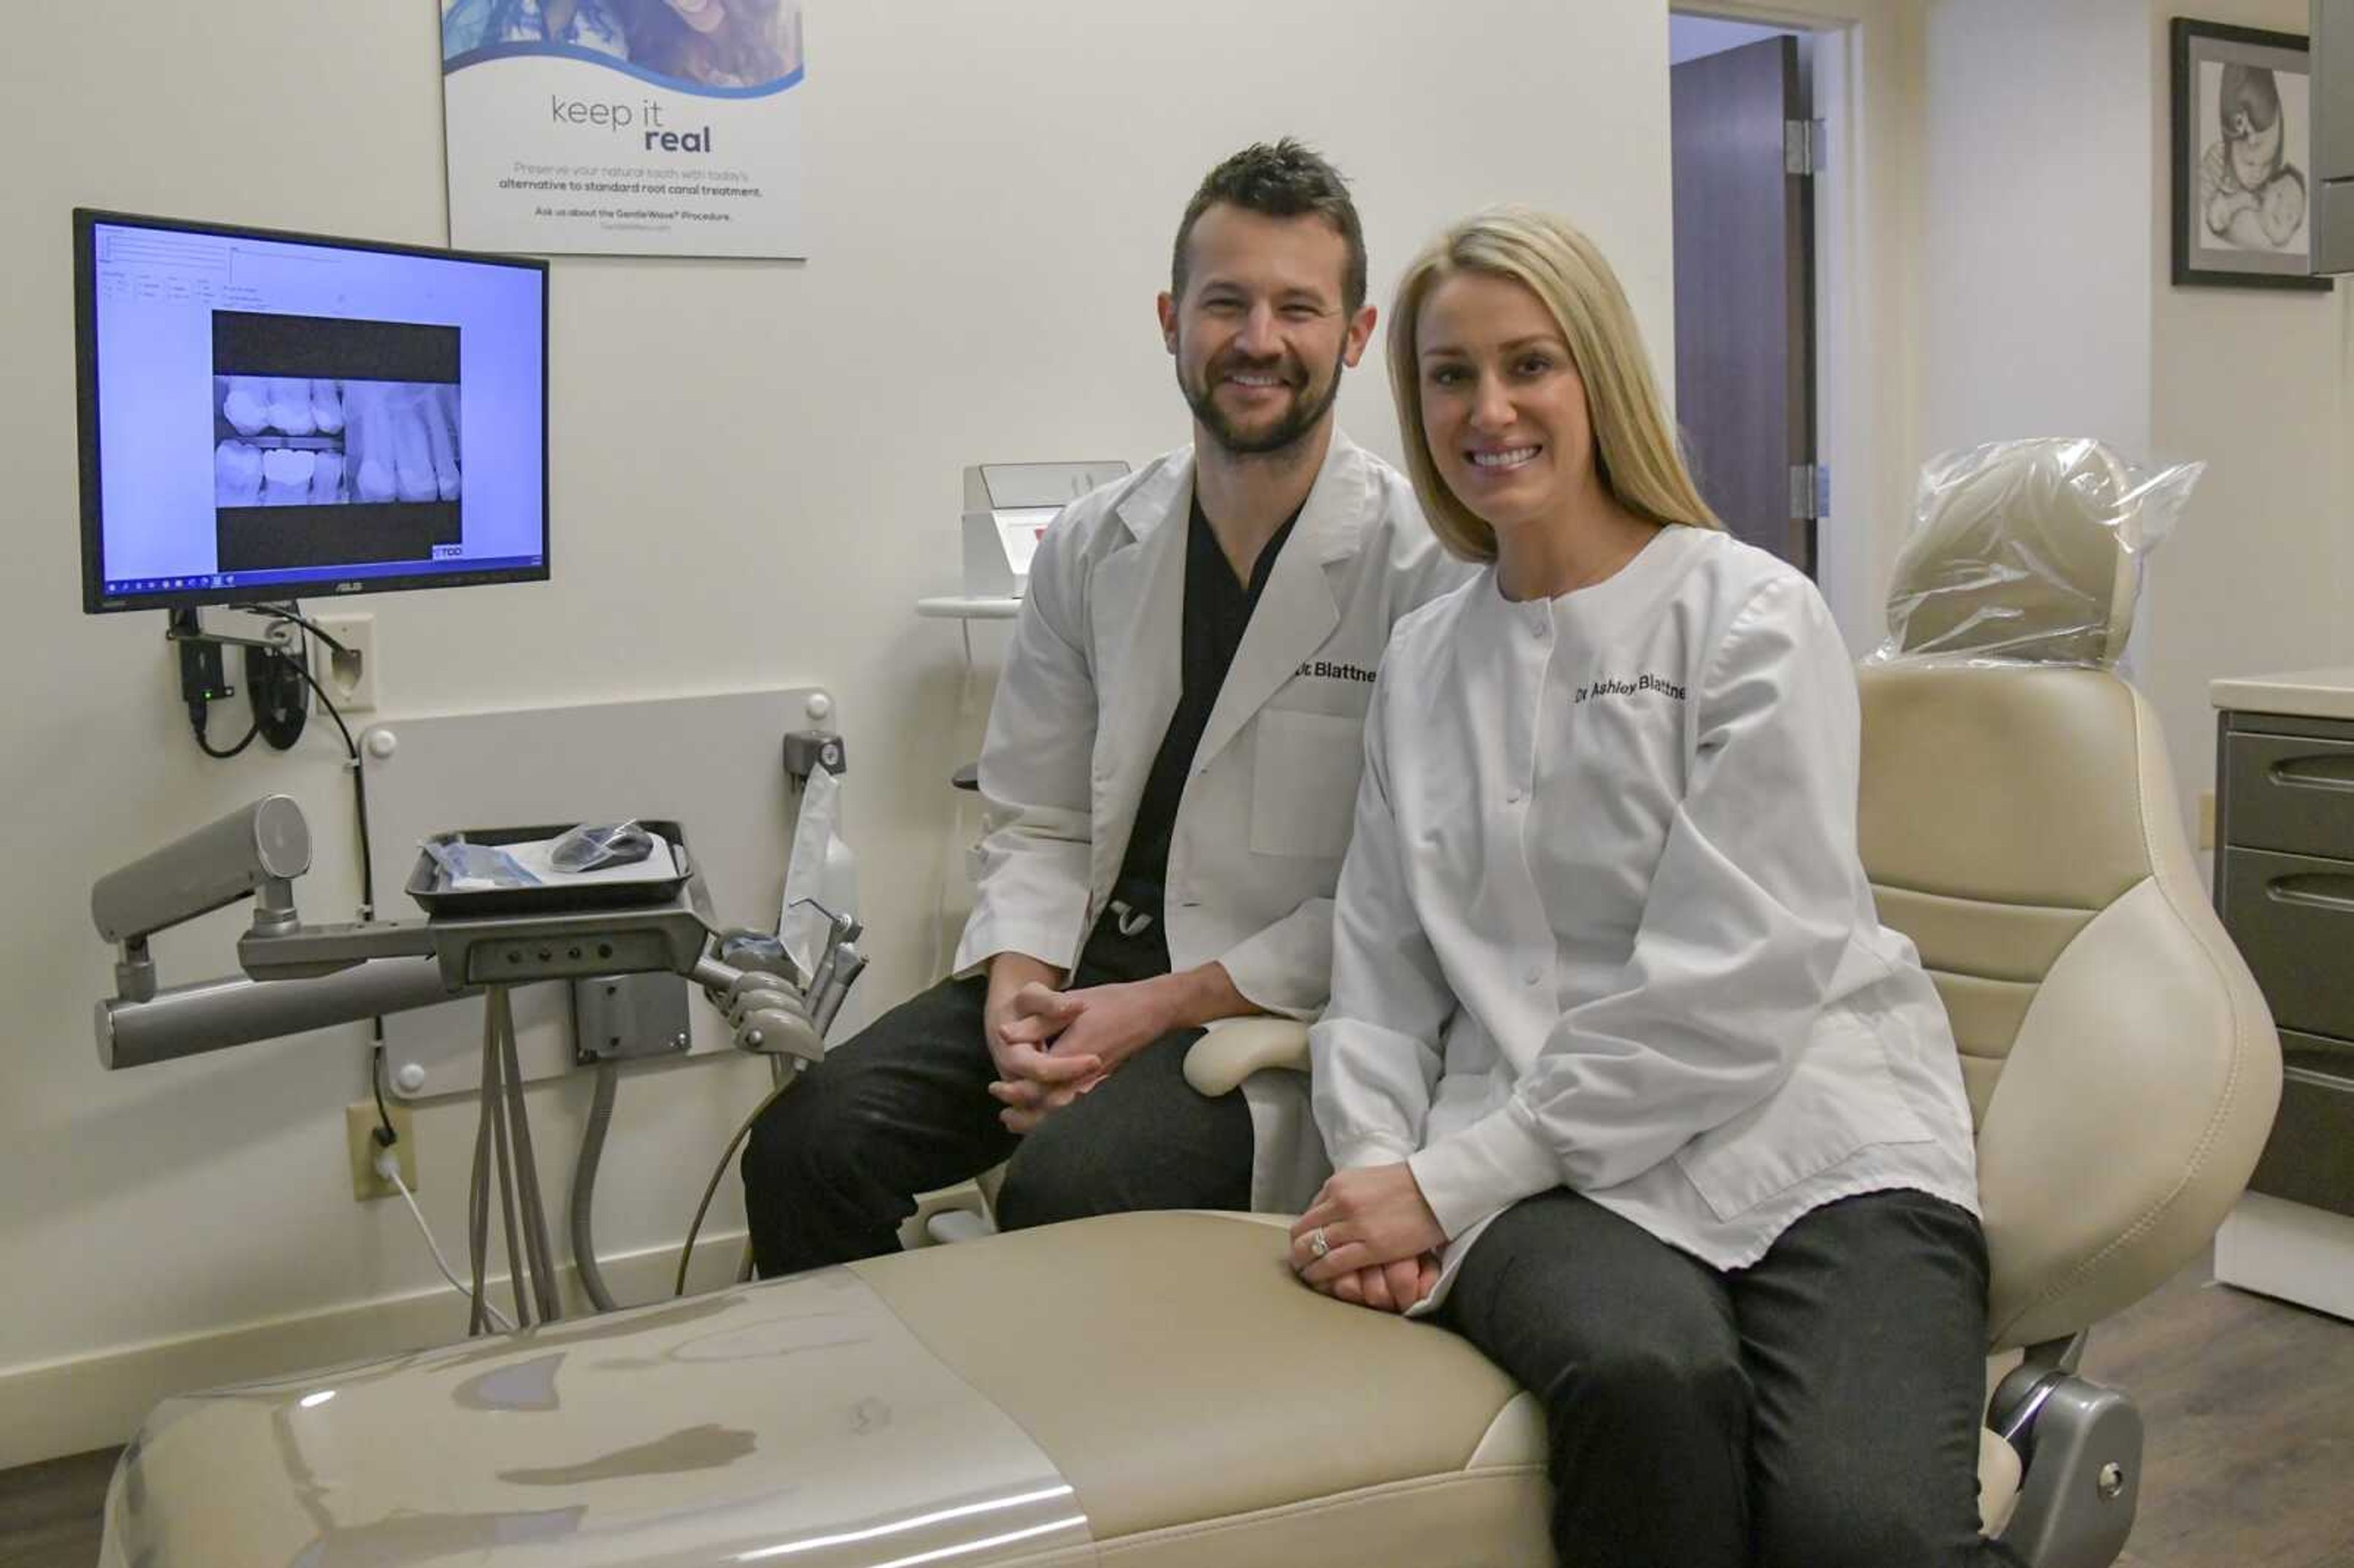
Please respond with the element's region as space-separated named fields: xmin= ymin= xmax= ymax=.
xmin=101 ymin=441 xmax=2280 ymax=1568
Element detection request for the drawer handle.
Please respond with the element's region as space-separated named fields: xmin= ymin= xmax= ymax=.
xmin=2266 ymin=873 xmax=2354 ymax=915
xmin=2268 ymin=756 xmax=2354 ymax=794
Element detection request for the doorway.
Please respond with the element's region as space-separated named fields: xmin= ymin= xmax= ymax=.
xmin=1669 ymin=13 xmax=1821 ymax=576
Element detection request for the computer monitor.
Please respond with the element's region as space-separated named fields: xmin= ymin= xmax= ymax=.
xmin=75 ymin=210 xmax=549 ymax=614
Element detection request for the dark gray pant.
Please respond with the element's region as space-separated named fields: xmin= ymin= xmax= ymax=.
xmin=740 ymin=916 xmax=1255 ymax=1278
xmin=1440 ymin=1187 xmax=2026 ymax=1568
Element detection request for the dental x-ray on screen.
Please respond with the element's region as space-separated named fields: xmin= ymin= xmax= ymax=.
xmin=75 ymin=210 xmax=548 ymax=613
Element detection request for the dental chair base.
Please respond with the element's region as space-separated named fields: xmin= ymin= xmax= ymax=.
xmin=1987 ymin=1360 xmax=2143 ymax=1568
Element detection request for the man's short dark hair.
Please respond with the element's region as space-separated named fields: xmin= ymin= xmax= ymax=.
xmin=1171 ymin=139 xmax=1368 ymax=314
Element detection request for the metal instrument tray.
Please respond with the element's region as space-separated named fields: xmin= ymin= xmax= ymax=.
xmin=405 ymin=820 xmax=691 ymax=917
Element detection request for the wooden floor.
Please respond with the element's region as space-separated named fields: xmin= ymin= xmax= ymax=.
xmin=2090 ymin=1260 xmax=2354 ymax=1568
xmin=3 ymin=1257 xmax=2348 ymax=1568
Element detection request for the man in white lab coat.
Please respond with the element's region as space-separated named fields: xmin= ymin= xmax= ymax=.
xmin=742 ymin=139 xmax=1467 ymax=1277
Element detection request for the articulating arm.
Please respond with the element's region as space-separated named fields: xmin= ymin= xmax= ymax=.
xmin=91 ymin=797 xmax=825 ymax=1071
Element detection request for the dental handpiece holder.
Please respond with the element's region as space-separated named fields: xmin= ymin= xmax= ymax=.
xmin=90 ymin=797 xmax=823 ymax=1072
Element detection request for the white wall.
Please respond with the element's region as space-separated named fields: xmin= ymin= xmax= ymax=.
xmin=1682 ymin=0 xmax=2352 ymax=833
xmin=1918 ymin=0 xmax=2157 ymax=460
xmin=2143 ymin=0 xmax=2354 ymax=821
xmin=1905 ymin=0 xmax=2354 ymax=830
xmin=0 ymin=0 xmax=1680 ymax=1462
xmin=1911 ymin=0 xmax=2163 ymax=677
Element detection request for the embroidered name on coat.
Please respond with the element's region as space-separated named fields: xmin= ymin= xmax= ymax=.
xmin=1574 ymin=673 xmax=1687 ymax=703
xmin=1295 ymin=659 xmax=1378 ymax=683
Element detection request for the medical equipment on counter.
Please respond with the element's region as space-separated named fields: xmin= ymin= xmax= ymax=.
xmin=959 ymin=460 xmax=1127 ymax=598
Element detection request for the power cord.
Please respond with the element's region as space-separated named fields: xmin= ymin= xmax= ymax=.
xmin=272 ymin=638 xmax=397 ymax=1155
xmin=377 ymin=1146 xmax=514 ymax=1334
xmin=275 ymin=649 xmax=375 ymax=902
xmin=190 ymin=704 xmax=262 ymax=758
xmin=177 ymin=608 xmax=257 ymax=757
xmin=371 ymin=1043 xmax=396 ymax=1149
xmin=251 ymin=604 xmax=350 ymax=657
xmin=675 ymin=1064 xmax=798 ymax=1298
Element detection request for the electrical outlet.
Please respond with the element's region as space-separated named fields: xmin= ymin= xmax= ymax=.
xmin=347 ymin=1102 xmax=416 ymax=1201
xmin=313 ymin=613 xmax=378 ymax=714
xmin=2196 ymin=790 xmax=2217 ymax=851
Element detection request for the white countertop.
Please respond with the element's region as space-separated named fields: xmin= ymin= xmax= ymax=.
xmin=2211 ymin=667 xmax=2354 ymax=721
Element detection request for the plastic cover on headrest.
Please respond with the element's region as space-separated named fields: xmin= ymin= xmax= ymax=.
xmin=1868 ymin=438 xmax=2204 ymax=669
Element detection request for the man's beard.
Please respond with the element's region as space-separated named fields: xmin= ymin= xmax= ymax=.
xmin=1181 ymin=346 xmax=1347 ymax=458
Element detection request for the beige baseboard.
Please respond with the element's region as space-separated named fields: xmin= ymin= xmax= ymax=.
xmin=0 ymin=1230 xmax=755 ymax=1471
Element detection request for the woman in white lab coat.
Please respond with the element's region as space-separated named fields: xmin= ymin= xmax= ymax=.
xmin=1288 ymin=208 xmax=2017 ymax=1567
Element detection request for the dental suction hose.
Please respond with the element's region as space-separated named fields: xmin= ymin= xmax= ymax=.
xmin=573 ymin=1062 xmax=623 ymax=1314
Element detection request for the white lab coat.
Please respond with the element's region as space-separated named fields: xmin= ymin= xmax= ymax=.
xmin=953 ymin=433 xmax=1469 ymax=1017
xmin=1311 ymin=526 xmax=1979 ymax=1306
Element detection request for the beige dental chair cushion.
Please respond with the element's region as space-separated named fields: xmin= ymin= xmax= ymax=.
xmin=851 ymin=1211 xmax=1550 ymax=1564
xmin=1859 ymin=666 xmax=2279 ymax=1350
xmin=1863 ymin=435 xmax=2276 ymax=1350
xmin=106 ymin=1212 xmax=1546 ymax=1568
xmin=856 ymin=1211 xmax=2025 ymax=1553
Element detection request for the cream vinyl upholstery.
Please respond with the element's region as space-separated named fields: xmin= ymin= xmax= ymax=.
xmin=1862 ymin=437 xmax=2277 ymax=1352
xmin=1860 ymin=666 xmax=2279 ymax=1347
xmin=854 ymin=1212 xmax=1549 ymax=1566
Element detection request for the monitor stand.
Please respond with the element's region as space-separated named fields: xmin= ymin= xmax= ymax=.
xmin=166 ymin=603 xmax=311 ymax=752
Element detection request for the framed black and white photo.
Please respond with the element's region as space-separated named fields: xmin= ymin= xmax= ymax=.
xmin=2172 ymin=18 xmax=2334 ymax=290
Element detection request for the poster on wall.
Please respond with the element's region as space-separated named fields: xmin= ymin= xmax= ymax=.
xmin=2170 ymin=18 xmax=2332 ymax=291
xmin=440 ymin=0 xmax=805 ymax=258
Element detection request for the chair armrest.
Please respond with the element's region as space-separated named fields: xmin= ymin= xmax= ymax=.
xmin=1183 ymin=1016 xmax=1311 ymax=1096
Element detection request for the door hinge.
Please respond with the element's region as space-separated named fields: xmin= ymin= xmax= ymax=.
xmin=1785 ymin=118 xmax=1826 ymax=177
xmin=1789 ymin=462 xmax=1830 ymax=520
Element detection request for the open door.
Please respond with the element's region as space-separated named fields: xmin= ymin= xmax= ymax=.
xmin=1671 ymin=34 xmax=1817 ymax=574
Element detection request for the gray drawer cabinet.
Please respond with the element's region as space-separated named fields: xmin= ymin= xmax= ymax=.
xmin=2215 ymin=710 xmax=2354 ymax=1217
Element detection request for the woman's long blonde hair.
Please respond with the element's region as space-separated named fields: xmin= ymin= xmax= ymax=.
xmin=1387 ymin=207 xmax=1721 ymax=561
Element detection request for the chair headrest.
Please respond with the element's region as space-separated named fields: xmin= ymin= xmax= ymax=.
xmin=1876 ymin=439 xmax=2201 ymax=668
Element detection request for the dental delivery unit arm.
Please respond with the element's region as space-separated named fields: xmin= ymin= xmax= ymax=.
xmin=90 ymin=796 xmax=834 ymax=1072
